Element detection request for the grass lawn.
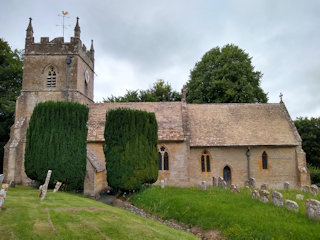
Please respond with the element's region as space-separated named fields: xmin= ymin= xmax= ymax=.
xmin=0 ymin=186 xmax=198 ymax=240
xmin=131 ymin=186 xmax=320 ymax=240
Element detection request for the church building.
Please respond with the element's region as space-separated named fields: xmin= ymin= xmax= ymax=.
xmin=3 ymin=18 xmax=310 ymax=198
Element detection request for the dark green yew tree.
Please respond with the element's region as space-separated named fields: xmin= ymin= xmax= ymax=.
xmin=25 ymin=101 xmax=88 ymax=190
xmin=104 ymin=108 xmax=158 ymax=191
xmin=186 ymin=44 xmax=268 ymax=104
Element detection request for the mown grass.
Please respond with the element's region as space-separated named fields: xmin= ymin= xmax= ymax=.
xmin=0 ymin=186 xmax=198 ymax=240
xmin=131 ymin=186 xmax=320 ymax=240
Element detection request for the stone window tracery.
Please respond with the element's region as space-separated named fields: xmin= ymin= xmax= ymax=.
xmin=47 ymin=67 xmax=56 ymax=87
xmin=262 ymin=151 xmax=268 ymax=169
xmin=158 ymin=146 xmax=169 ymax=171
xmin=201 ymin=150 xmax=211 ymax=172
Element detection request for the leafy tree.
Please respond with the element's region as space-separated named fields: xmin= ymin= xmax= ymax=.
xmin=186 ymin=44 xmax=268 ymax=103
xmin=0 ymin=39 xmax=23 ymax=173
xmin=294 ymin=117 xmax=320 ymax=168
xmin=104 ymin=79 xmax=181 ymax=102
xmin=104 ymin=108 xmax=158 ymax=191
xmin=25 ymin=101 xmax=89 ymax=190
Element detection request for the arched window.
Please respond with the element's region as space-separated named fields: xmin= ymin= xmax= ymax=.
xmin=47 ymin=67 xmax=56 ymax=87
xmin=201 ymin=150 xmax=211 ymax=172
xmin=158 ymin=146 xmax=169 ymax=171
xmin=262 ymin=151 xmax=268 ymax=169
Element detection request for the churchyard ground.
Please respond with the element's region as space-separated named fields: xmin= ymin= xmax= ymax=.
xmin=0 ymin=186 xmax=197 ymax=240
xmin=131 ymin=186 xmax=320 ymax=240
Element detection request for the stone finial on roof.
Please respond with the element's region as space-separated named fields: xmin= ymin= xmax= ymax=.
xmin=74 ymin=17 xmax=81 ymax=38
xmin=26 ymin=17 xmax=34 ymax=39
xmin=279 ymin=92 xmax=283 ymax=103
xmin=90 ymin=40 xmax=94 ymax=52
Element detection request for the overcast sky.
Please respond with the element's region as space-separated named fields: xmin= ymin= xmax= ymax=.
xmin=1 ymin=0 xmax=319 ymax=119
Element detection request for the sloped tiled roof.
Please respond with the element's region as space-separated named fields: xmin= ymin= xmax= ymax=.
xmin=87 ymin=102 xmax=185 ymax=142
xmin=187 ymin=103 xmax=299 ymax=147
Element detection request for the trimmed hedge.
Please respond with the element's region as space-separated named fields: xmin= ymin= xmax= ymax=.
xmin=25 ymin=101 xmax=88 ymax=190
xmin=104 ymin=108 xmax=158 ymax=191
xmin=309 ymin=165 xmax=320 ymax=185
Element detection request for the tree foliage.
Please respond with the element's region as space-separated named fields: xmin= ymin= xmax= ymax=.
xmin=104 ymin=108 xmax=158 ymax=191
xmin=0 ymin=39 xmax=23 ymax=173
xmin=294 ymin=117 xmax=320 ymax=168
xmin=186 ymin=44 xmax=268 ymax=104
xmin=25 ymin=101 xmax=89 ymax=190
xmin=104 ymin=79 xmax=181 ymax=102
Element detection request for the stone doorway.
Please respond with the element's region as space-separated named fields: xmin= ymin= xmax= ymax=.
xmin=223 ymin=166 xmax=231 ymax=185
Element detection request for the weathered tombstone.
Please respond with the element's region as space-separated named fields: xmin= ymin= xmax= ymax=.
xmin=283 ymin=181 xmax=290 ymax=190
xmin=201 ymin=181 xmax=207 ymax=191
xmin=259 ymin=190 xmax=270 ymax=203
xmin=285 ymin=200 xmax=299 ymax=212
xmin=248 ymin=177 xmax=256 ymax=189
xmin=160 ymin=180 xmax=165 ymax=189
xmin=296 ymin=194 xmax=304 ymax=200
xmin=40 ymin=170 xmax=52 ymax=201
xmin=244 ymin=180 xmax=249 ymax=188
xmin=230 ymin=184 xmax=240 ymax=193
xmin=221 ymin=180 xmax=227 ymax=189
xmin=53 ymin=182 xmax=62 ymax=193
xmin=0 ymin=184 xmax=8 ymax=211
xmin=310 ymin=185 xmax=319 ymax=196
xmin=272 ymin=191 xmax=283 ymax=206
xmin=305 ymin=199 xmax=320 ymax=221
xmin=301 ymin=185 xmax=310 ymax=193
xmin=38 ymin=185 xmax=43 ymax=197
xmin=212 ymin=177 xmax=218 ymax=187
xmin=9 ymin=181 xmax=15 ymax=188
xmin=261 ymin=183 xmax=268 ymax=190
xmin=252 ymin=190 xmax=260 ymax=200
xmin=0 ymin=174 xmax=4 ymax=184
xmin=218 ymin=177 xmax=224 ymax=187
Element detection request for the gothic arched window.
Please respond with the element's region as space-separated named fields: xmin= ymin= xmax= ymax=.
xmin=201 ymin=150 xmax=211 ymax=173
xmin=158 ymin=146 xmax=169 ymax=171
xmin=47 ymin=67 xmax=56 ymax=87
xmin=262 ymin=151 xmax=268 ymax=169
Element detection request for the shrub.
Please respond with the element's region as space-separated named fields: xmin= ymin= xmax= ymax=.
xmin=308 ymin=165 xmax=320 ymax=185
xmin=25 ymin=101 xmax=88 ymax=190
xmin=104 ymin=108 xmax=158 ymax=191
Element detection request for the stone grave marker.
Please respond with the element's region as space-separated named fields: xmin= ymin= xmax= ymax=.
xmin=305 ymin=199 xmax=320 ymax=221
xmin=230 ymin=184 xmax=240 ymax=193
xmin=261 ymin=183 xmax=268 ymax=190
xmin=259 ymin=190 xmax=270 ymax=203
xmin=53 ymin=182 xmax=62 ymax=193
xmin=248 ymin=177 xmax=256 ymax=189
xmin=296 ymin=194 xmax=304 ymax=200
xmin=0 ymin=184 xmax=8 ymax=211
xmin=40 ymin=170 xmax=52 ymax=201
xmin=160 ymin=180 xmax=165 ymax=189
xmin=272 ymin=191 xmax=283 ymax=206
xmin=212 ymin=177 xmax=218 ymax=187
xmin=285 ymin=200 xmax=299 ymax=212
xmin=310 ymin=185 xmax=319 ymax=196
xmin=301 ymin=185 xmax=310 ymax=193
xmin=218 ymin=177 xmax=224 ymax=187
xmin=201 ymin=181 xmax=206 ymax=191
xmin=283 ymin=181 xmax=290 ymax=190
xmin=252 ymin=190 xmax=259 ymax=200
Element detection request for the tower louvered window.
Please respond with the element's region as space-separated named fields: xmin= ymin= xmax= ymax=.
xmin=47 ymin=67 xmax=56 ymax=87
xmin=158 ymin=146 xmax=169 ymax=171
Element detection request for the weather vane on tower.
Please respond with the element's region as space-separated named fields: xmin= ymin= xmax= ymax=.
xmin=57 ymin=11 xmax=70 ymax=38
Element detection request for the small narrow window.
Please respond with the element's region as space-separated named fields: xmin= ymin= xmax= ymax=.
xmin=164 ymin=152 xmax=169 ymax=170
xmin=47 ymin=67 xmax=56 ymax=87
xmin=262 ymin=151 xmax=268 ymax=169
xmin=201 ymin=155 xmax=205 ymax=172
xmin=200 ymin=150 xmax=211 ymax=173
xmin=158 ymin=146 xmax=169 ymax=171
xmin=206 ymin=155 xmax=210 ymax=172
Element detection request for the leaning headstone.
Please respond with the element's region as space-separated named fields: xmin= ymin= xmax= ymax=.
xmin=252 ymin=190 xmax=260 ymax=200
xmin=40 ymin=170 xmax=52 ymax=201
xmin=261 ymin=183 xmax=268 ymax=190
xmin=201 ymin=181 xmax=207 ymax=191
xmin=221 ymin=180 xmax=227 ymax=189
xmin=248 ymin=177 xmax=256 ymax=189
xmin=38 ymin=185 xmax=43 ymax=198
xmin=212 ymin=177 xmax=218 ymax=187
xmin=310 ymin=185 xmax=319 ymax=196
xmin=305 ymin=199 xmax=320 ymax=221
xmin=9 ymin=181 xmax=15 ymax=188
xmin=296 ymin=194 xmax=304 ymax=200
xmin=285 ymin=200 xmax=299 ymax=212
xmin=283 ymin=181 xmax=290 ymax=190
xmin=301 ymin=185 xmax=310 ymax=193
xmin=53 ymin=182 xmax=62 ymax=193
xmin=0 ymin=174 xmax=4 ymax=184
xmin=0 ymin=184 xmax=9 ymax=211
xmin=160 ymin=180 xmax=165 ymax=189
xmin=272 ymin=191 xmax=283 ymax=206
xmin=230 ymin=184 xmax=240 ymax=193
xmin=218 ymin=177 xmax=224 ymax=187
xmin=259 ymin=190 xmax=270 ymax=203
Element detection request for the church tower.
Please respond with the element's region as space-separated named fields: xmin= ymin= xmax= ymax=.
xmin=3 ymin=18 xmax=95 ymax=185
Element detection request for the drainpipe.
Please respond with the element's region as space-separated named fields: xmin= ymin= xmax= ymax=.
xmin=66 ymin=55 xmax=73 ymax=102
xmin=246 ymin=147 xmax=251 ymax=180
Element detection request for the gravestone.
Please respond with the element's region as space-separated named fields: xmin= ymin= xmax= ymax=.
xmin=305 ymin=199 xmax=320 ymax=221
xmin=261 ymin=183 xmax=268 ymax=190
xmin=0 ymin=184 xmax=8 ymax=211
xmin=259 ymin=190 xmax=270 ymax=203
xmin=310 ymin=185 xmax=319 ymax=196
xmin=285 ymin=200 xmax=299 ymax=212
xmin=40 ymin=170 xmax=52 ymax=201
xmin=230 ymin=184 xmax=240 ymax=193
xmin=201 ymin=181 xmax=206 ymax=191
xmin=252 ymin=190 xmax=259 ymax=200
xmin=218 ymin=177 xmax=224 ymax=187
xmin=272 ymin=191 xmax=283 ymax=206
xmin=283 ymin=181 xmax=290 ymax=190
xmin=0 ymin=174 xmax=4 ymax=184
xmin=160 ymin=180 xmax=165 ymax=189
xmin=296 ymin=194 xmax=304 ymax=200
xmin=212 ymin=177 xmax=218 ymax=187
xmin=301 ymin=185 xmax=310 ymax=193
xmin=53 ymin=182 xmax=62 ymax=193
xmin=221 ymin=180 xmax=227 ymax=189
xmin=248 ymin=177 xmax=256 ymax=189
